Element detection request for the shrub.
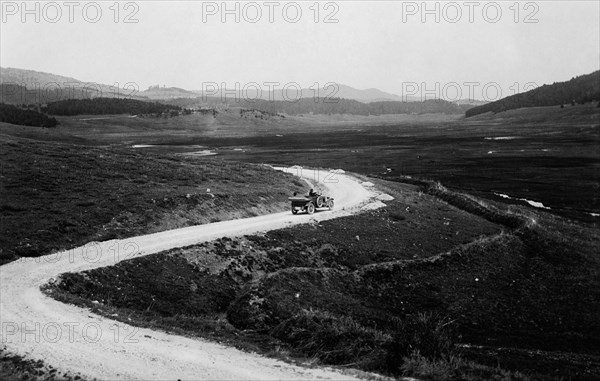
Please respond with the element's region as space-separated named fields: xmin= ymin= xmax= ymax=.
xmin=401 ymin=351 xmax=461 ymax=380
xmin=389 ymin=212 xmax=406 ymax=221
xmin=401 ymin=351 xmax=532 ymax=381
xmin=271 ymin=308 xmax=389 ymax=366
xmin=385 ymin=312 xmax=457 ymax=373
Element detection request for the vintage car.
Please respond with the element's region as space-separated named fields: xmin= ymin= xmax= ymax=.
xmin=288 ymin=192 xmax=334 ymax=214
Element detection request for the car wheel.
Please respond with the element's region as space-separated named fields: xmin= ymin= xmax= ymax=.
xmin=292 ymin=207 xmax=298 ymax=214
xmin=328 ymin=199 xmax=334 ymax=210
xmin=306 ymin=203 xmax=315 ymax=214
xmin=316 ymin=196 xmax=324 ymax=208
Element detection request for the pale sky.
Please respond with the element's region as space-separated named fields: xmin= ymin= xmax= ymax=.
xmin=1 ymin=0 xmax=599 ymax=100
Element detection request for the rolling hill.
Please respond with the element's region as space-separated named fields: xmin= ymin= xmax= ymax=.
xmin=466 ymin=71 xmax=600 ymax=117
xmin=0 ymin=67 xmax=83 ymax=89
xmin=0 ymin=67 xmax=148 ymax=104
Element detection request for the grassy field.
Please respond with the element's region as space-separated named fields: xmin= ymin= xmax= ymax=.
xmin=0 ymin=134 xmax=305 ymax=264
xmin=8 ymin=103 xmax=594 ymax=221
xmin=46 ymin=176 xmax=600 ymax=380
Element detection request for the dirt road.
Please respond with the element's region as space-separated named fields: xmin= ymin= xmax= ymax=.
xmin=0 ymin=168 xmax=384 ymax=380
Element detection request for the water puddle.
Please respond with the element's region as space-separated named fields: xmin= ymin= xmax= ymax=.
xmin=131 ymin=144 xmax=207 ymax=150
xmin=179 ymin=150 xmax=217 ymax=157
xmin=79 ymin=115 xmax=137 ymax=121
xmin=494 ymin=193 xmax=551 ymax=210
xmin=484 ymin=136 xmax=520 ymax=140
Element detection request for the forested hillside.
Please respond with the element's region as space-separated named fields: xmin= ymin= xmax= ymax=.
xmin=466 ymin=71 xmax=600 ymax=117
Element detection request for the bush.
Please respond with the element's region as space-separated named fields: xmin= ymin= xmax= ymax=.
xmin=386 ymin=313 xmax=457 ymax=373
xmin=401 ymin=351 xmax=462 ymax=381
xmin=271 ymin=309 xmax=389 ymax=366
xmin=401 ymin=351 xmax=531 ymax=381
xmin=389 ymin=212 xmax=406 ymax=221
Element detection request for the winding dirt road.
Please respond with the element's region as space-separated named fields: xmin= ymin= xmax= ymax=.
xmin=0 ymin=168 xmax=383 ymax=380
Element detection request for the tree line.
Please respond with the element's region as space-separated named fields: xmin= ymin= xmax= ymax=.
xmin=164 ymin=97 xmax=473 ymax=116
xmin=0 ymin=103 xmax=58 ymax=127
xmin=44 ymin=97 xmax=182 ymax=116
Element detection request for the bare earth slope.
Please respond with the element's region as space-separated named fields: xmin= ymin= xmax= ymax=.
xmin=0 ymin=168 xmax=384 ymax=380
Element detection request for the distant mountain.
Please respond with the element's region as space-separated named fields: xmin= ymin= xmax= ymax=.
xmin=466 ymin=71 xmax=600 ymax=117
xmin=140 ymin=85 xmax=200 ymax=99
xmin=332 ymin=84 xmax=418 ymax=103
xmin=0 ymin=67 xmax=476 ymax=112
xmin=0 ymin=67 xmax=148 ymax=104
xmin=192 ymin=83 xmax=420 ymax=103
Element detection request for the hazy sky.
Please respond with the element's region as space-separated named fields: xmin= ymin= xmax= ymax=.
xmin=1 ymin=0 xmax=599 ymax=100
